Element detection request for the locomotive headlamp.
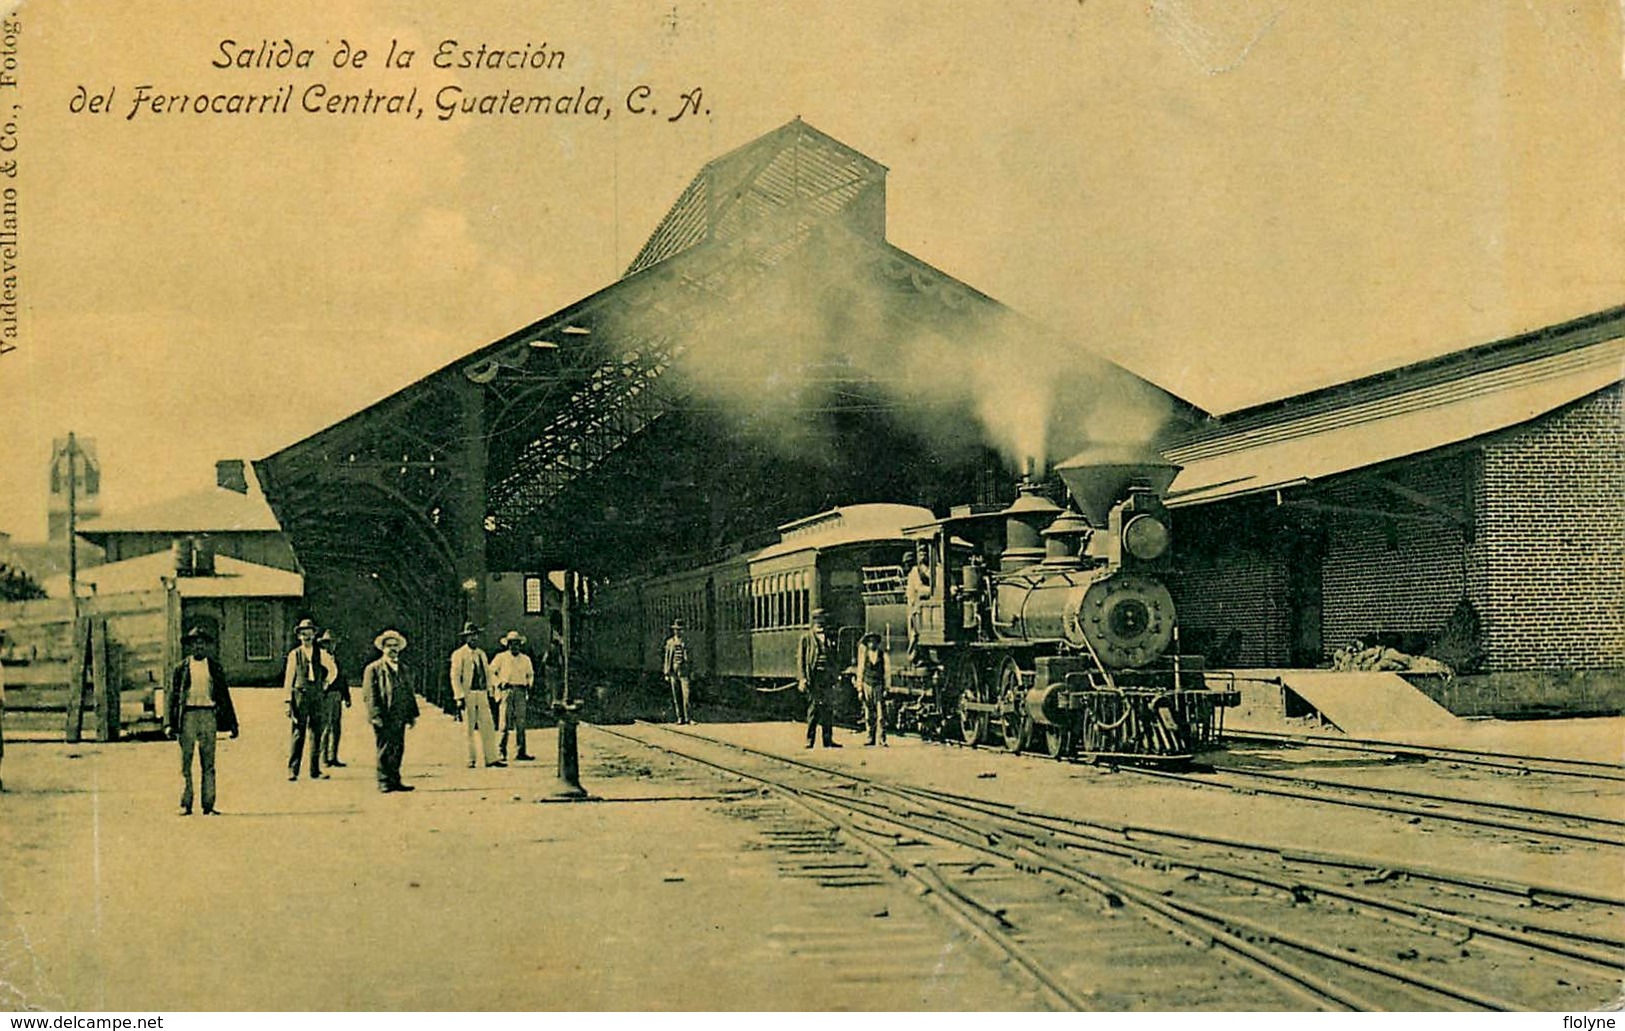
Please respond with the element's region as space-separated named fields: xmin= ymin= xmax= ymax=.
xmin=1122 ymin=514 xmax=1170 ymax=561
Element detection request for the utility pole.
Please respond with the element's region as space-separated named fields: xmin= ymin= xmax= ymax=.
xmin=66 ymin=432 xmax=79 ymax=629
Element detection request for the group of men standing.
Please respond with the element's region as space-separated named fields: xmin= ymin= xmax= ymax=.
xmin=451 ymin=621 xmax=538 ymax=767
xmin=162 ymin=617 xmax=556 ymax=812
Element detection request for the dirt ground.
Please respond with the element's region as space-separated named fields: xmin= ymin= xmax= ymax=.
xmin=0 ymin=690 xmax=1022 ymax=1011
xmin=1 ymin=688 xmax=1620 ymax=1011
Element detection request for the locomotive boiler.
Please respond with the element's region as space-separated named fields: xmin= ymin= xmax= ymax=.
xmin=870 ymin=444 xmax=1238 ymax=762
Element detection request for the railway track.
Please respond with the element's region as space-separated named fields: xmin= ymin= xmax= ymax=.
xmin=592 ymin=721 xmax=1622 ymax=1011
xmin=1222 ymin=729 xmax=1625 ymax=783
xmin=1116 ymin=764 xmax=1625 ymax=848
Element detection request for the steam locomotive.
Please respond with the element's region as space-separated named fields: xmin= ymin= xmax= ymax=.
xmin=868 ymin=444 xmax=1238 ymax=761
xmin=584 ymin=445 xmax=1238 ymax=763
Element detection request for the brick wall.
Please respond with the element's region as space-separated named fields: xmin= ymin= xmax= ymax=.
xmin=1473 ymin=384 xmax=1624 ymax=671
xmin=1169 ymin=546 xmax=1290 ymax=667
xmin=1319 ymin=457 xmax=1471 ymax=652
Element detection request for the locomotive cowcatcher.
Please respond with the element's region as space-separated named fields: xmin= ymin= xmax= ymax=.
xmin=863 ymin=444 xmax=1239 ymax=762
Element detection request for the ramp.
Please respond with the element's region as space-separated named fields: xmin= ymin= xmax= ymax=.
xmin=1274 ymin=670 xmax=1459 ymax=735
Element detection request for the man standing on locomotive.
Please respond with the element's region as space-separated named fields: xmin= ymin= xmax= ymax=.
xmin=855 ymin=630 xmax=888 ymax=747
xmin=796 ymin=608 xmax=841 ymax=749
xmin=904 ymin=545 xmax=932 ymax=664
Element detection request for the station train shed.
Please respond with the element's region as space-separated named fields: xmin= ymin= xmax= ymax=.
xmin=256 ymin=119 xmax=1623 ymax=712
xmin=254 ymin=119 xmax=1197 ymax=706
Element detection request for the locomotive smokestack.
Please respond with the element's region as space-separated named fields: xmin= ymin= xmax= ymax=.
xmin=1054 ymin=443 xmax=1181 ymax=526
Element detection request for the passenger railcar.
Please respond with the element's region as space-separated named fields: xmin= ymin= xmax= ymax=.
xmin=583 ymin=504 xmax=932 ymax=686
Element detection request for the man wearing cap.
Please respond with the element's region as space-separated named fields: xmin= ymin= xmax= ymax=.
xmin=450 ymin=621 xmax=504 ymax=768
xmin=166 ymin=627 xmax=239 ymax=815
xmin=796 ymin=609 xmax=841 ymax=749
xmin=662 ymin=619 xmax=693 ymax=725
xmin=855 ymin=631 xmax=889 ymax=747
xmin=491 ymin=630 xmax=535 ymax=762
xmin=283 ymin=617 xmax=338 ymax=781
xmin=318 ymin=629 xmax=352 ymax=768
xmin=364 ymin=630 xmax=419 ymax=793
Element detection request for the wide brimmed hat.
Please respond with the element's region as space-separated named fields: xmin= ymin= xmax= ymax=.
xmin=183 ymin=626 xmax=214 ymax=643
xmin=294 ymin=618 xmax=318 ymax=633
xmin=499 ymin=630 xmax=527 ymax=646
xmin=670 ymin=618 xmax=684 ymax=630
xmin=374 ymin=629 xmax=408 ymax=651
xmin=810 ymin=608 xmax=828 ymax=622
xmin=860 ymin=630 xmax=882 ymax=644
xmin=317 ymin=630 xmax=334 ymax=644
xmin=458 ymin=621 xmax=481 ymax=638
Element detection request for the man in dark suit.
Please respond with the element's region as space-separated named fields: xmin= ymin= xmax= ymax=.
xmin=363 ymin=629 xmax=419 ymax=794
xmin=166 ymin=626 xmax=239 ymax=815
xmin=796 ymin=608 xmax=841 ymax=750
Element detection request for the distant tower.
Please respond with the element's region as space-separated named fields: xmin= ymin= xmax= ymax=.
xmin=47 ymin=437 xmax=101 ymax=542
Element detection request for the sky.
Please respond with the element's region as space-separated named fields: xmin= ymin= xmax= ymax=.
xmin=0 ymin=0 xmax=1621 ymax=539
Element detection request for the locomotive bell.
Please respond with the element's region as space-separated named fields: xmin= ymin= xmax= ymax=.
xmin=1054 ymin=443 xmax=1181 ymax=527
xmin=1000 ymin=481 xmax=1062 ymax=571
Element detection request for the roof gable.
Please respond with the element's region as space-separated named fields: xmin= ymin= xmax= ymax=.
xmin=625 ymin=118 xmax=887 ymax=276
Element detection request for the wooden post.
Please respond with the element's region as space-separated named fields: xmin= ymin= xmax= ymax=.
xmin=91 ymin=618 xmax=113 ymax=742
xmin=63 ymin=616 xmax=89 ymax=743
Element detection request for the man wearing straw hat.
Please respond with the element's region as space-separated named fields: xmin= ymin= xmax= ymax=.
xmin=363 ymin=629 xmax=418 ymax=793
xmin=490 ymin=629 xmax=535 ymax=763
xmin=450 ymin=621 xmax=504 ymax=768
xmin=166 ymin=626 xmax=239 ymax=815
xmin=283 ymin=617 xmax=337 ymax=781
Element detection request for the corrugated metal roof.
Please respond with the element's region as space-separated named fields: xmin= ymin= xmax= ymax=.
xmin=44 ymin=551 xmax=303 ymax=599
xmin=1164 ymin=337 xmax=1622 ymax=508
xmin=76 ymin=487 xmax=284 ymax=536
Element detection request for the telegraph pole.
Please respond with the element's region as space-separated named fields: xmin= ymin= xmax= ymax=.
xmin=65 ymin=432 xmax=79 ymax=629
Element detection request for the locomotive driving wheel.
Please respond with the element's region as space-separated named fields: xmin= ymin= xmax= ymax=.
xmin=997 ymin=657 xmax=1030 ymax=753
xmin=1042 ymin=724 xmax=1069 ymax=759
xmin=951 ymin=657 xmax=990 ymax=746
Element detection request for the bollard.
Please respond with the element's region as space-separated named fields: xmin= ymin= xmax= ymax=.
xmin=550 ymin=699 xmax=589 ymax=799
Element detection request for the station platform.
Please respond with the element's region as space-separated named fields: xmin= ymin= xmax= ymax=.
xmin=1215 ymin=668 xmax=1625 ymax=765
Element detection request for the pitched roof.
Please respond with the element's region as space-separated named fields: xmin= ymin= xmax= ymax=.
xmin=624 ymin=118 xmax=888 ymax=276
xmin=43 ymin=551 xmax=303 ymax=600
xmin=76 ymin=486 xmax=284 ymax=538
xmin=1164 ymin=305 xmax=1625 ymax=507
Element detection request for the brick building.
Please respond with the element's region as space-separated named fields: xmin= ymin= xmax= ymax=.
xmin=1163 ymin=305 xmax=1623 ymax=681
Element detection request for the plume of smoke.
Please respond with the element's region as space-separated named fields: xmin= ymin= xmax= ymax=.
xmin=612 ymin=232 xmax=1177 ymax=477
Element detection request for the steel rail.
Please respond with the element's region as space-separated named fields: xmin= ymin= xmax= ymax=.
xmin=903 ymin=782 xmax=1625 ymax=910
xmin=1198 ymin=765 xmax=1625 ymax=829
xmin=1224 ymin=729 xmax=1625 ymax=782
xmin=625 ymin=723 xmax=1540 ymax=1010
xmin=893 ymin=783 xmax=1625 ymax=973
xmin=591 ymin=723 xmax=1092 ymax=1011
xmin=607 ymin=723 xmax=1364 ymax=1010
xmin=634 ymin=724 xmax=1625 ymax=971
xmin=1117 ymin=765 xmax=1625 ymax=847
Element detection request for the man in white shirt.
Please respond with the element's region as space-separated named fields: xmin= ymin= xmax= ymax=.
xmin=166 ymin=627 xmax=239 ymax=815
xmin=283 ymin=618 xmax=337 ymax=781
xmin=491 ymin=630 xmax=536 ymax=762
xmin=450 ymin=621 xmax=504 ymax=768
